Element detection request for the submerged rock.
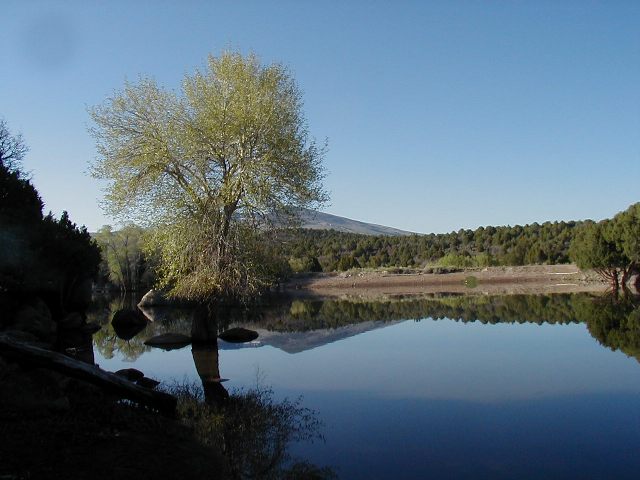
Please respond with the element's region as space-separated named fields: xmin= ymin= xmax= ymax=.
xmin=144 ymin=333 xmax=191 ymax=350
xmin=218 ymin=328 xmax=259 ymax=344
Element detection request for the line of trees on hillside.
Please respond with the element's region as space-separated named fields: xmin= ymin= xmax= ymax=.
xmin=94 ymin=201 xmax=640 ymax=294
xmin=277 ymin=220 xmax=580 ymax=272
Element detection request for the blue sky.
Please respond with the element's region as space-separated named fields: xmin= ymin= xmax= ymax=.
xmin=1 ymin=0 xmax=638 ymax=234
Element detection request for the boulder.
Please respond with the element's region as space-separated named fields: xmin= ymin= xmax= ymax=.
xmin=111 ymin=309 xmax=148 ymax=340
xmin=138 ymin=289 xmax=172 ymax=308
xmin=111 ymin=309 xmax=147 ymax=328
xmin=144 ymin=333 xmax=192 ymax=350
xmin=218 ymin=327 xmax=259 ymax=344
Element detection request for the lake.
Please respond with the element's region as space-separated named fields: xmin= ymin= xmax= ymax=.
xmin=88 ymin=293 xmax=640 ymax=479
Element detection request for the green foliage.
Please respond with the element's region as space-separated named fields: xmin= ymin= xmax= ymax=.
xmin=90 ymin=52 xmax=326 ymax=301
xmin=610 ymin=203 xmax=640 ymax=267
xmin=336 ymin=254 xmax=360 ymax=271
xmin=274 ymin=203 xmax=640 ymax=279
xmin=578 ymin=295 xmax=640 ymax=361
xmin=95 ymin=224 xmax=152 ymax=291
xmin=276 ymin=219 xmax=579 ymax=272
xmin=288 ymin=256 xmax=323 ymax=273
xmin=569 ymin=203 xmax=640 ymax=288
xmin=437 ymin=252 xmax=475 ymax=268
xmin=464 ymin=276 xmax=479 ymax=288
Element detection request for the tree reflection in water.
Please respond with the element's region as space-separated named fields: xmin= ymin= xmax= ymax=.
xmin=90 ymin=291 xmax=640 ymax=365
xmin=580 ymin=293 xmax=640 ymax=361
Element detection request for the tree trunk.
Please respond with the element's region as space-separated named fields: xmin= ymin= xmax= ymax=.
xmin=612 ymin=273 xmax=620 ymax=291
xmin=621 ymin=268 xmax=631 ymax=288
xmin=216 ymin=203 xmax=236 ymax=273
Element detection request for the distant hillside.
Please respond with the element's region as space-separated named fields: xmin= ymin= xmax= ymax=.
xmin=296 ymin=209 xmax=413 ymax=236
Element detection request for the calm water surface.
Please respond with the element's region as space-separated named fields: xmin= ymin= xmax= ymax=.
xmin=90 ymin=293 xmax=640 ymax=479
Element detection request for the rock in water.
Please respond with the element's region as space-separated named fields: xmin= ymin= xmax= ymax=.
xmin=137 ymin=289 xmax=173 ymax=308
xmin=218 ymin=328 xmax=259 ymax=343
xmin=111 ymin=309 xmax=147 ymax=327
xmin=144 ymin=333 xmax=192 ymax=350
xmin=111 ymin=309 xmax=148 ymax=340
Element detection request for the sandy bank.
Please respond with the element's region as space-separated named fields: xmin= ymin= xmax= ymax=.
xmin=284 ymin=265 xmax=607 ymax=298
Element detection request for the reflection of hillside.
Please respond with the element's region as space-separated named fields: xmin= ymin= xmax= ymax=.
xmin=251 ymin=320 xmax=405 ymax=354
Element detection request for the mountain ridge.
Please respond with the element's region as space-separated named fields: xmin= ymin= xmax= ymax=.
xmin=296 ymin=209 xmax=413 ymax=236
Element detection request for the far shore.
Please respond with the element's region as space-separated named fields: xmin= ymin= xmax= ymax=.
xmin=283 ymin=265 xmax=609 ymax=298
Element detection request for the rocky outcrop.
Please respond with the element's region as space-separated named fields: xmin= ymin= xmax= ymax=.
xmin=138 ymin=289 xmax=173 ymax=308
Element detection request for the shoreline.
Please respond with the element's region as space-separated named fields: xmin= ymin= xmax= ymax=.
xmin=283 ymin=265 xmax=608 ymax=298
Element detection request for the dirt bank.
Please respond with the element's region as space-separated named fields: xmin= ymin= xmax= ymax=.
xmin=285 ymin=265 xmax=607 ymax=298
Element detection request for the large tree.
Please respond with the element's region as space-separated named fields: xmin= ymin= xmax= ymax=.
xmin=90 ymin=52 xmax=326 ymax=300
xmin=569 ymin=204 xmax=640 ymax=292
xmin=569 ymin=220 xmax=626 ymax=290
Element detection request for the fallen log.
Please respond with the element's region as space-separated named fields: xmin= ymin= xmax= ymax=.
xmin=0 ymin=333 xmax=176 ymax=415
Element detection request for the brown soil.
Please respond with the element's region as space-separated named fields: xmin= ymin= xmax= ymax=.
xmin=285 ymin=265 xmax=607 ymax=298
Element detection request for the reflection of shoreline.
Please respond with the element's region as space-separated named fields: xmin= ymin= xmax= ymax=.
xmin=91 ymin=292 xmax=640 ymax=363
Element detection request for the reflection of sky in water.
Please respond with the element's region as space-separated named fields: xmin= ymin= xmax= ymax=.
xmin=224 ymin=320 xmax=640 ymax=402
xmin=94 ymin=311 xmax=640 ymax=479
